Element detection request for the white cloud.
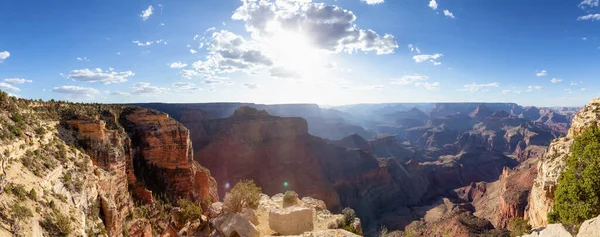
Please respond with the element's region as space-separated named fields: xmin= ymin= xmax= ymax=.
xmin=413 ymin=54 xmax=443 ymax=64
xmin=133 ymin=40 xmax=153 ymax=46
xmin=3 ymin=78 xmax=32 ymax=84
xmin=407 ymin=44 xmax=421 ymax=53
xmin=578 ymin=14 xmax=600 ymax=21
xmin=110 ymin=91 xmax=131 ymax=96
xmin=205 ymin=27 xmax=217 ymax=33
xmin=52 ymin=86 xmax=99 ymax=97
xmin=502 ymin=90 xmax=522 ymax=95
xmin=536 ymin=70 xmax=547 ymax=77
xmin=579 ymin=0 xmax=599 ymax=8
xmin=76 ymin=57 xmax=89 ymax=61
xmin=458 ymin=82 xmax=500 ymax=92
xmin=270 ymin=67 xmax=301 ymax=78
xmin=443 ymin=10 xmax=455 ymax=18
xmin=415 ymin=82 xmax=441 ymax=91
xmin=0 ymin=82 xmax=20 ymax=91
xmin=551 ymin=78 xmax=563 ymax=83
xmin=361 ymin=0 xmax=384 ymax=5
xmin=583 ymin=37 xmax=588 ymax=40
xmin=169 ymin=62 xmax=188 ymax=68
xmin=131 ymin=82 xmax=168 ymax=95
xmin=172 ymin=82 xmax=199 ymax=90
xmin=193 ymin=30 xmax=274 ymax=75
xmin=243 ymin=83 xmax=258 ymax=89
xmin=67 ymin=68 xmax=134 ymax=84
xmin=526 ymin=85 xmax=544 ymax=92
xmin=179 ymin=69 xmax=200 ymax=79
xmin=391 ymin=75 xmax=429 ymax=85
xmin=570 ymin=81 xmax=578 ymax=86
xmin=232 ymin=0 xmax=398 ymax=55
xmin=190 ymin=49 xmax=198 ymax=54
xmin=0 ymin=51 xmax=9 ymax=63
xmin=140 ymin=5 xmax=154 ymax=21
xmin=429 ymin=0 xmax=438 ymax=10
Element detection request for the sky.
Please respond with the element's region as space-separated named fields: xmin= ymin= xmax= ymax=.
xmin=1 ymin=0 xmax=600 ymax=106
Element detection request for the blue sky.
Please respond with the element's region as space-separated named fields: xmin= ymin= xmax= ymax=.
xmin=0 ymin=0 xmax=599 ymax=106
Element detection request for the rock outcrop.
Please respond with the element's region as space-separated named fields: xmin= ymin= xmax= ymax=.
xmin=59 ymin=106 xmax=219 ymax=236
xmin=526 ymin=99 xmax=600 ymax=227
xmin=269 ymin=206 xmax=315 ymax=235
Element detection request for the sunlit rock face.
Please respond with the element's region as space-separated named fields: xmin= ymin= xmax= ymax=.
xmin=61 ymin=107 xmax=218 ymax=236
xmin=527 ymin=98 xmax=600 ymax=227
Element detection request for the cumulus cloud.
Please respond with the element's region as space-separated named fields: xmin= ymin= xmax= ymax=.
xmin=243 ymin=83 xmax=258 ymax=89
xmin=0 ymin=82 xmax=20 ymax=91
xmin=178 ymin=69 xmax=200 ymax=79
xmin=131 ymin=82 xmax=168 ymax=95
xmin=578 ymin=14 xmax=600 ymax=21
xmin=140 ymin=5 xmax=154 ymax=21
xmin=361 ymin=0 xmax=384 ymax=5
xmin=0 ymin=51 xmax=9 ymax=63
xmin=193 ymin=30 xmax=274 ymax=74
xmin=232 ymin=0 xmax=398 ymax=55
xmin=536 ymin=70 xmax=547 ymax=77
xmin=391 ymin=75 xmax=429 ymax=85
xmin=172 ymin=82 xmax=199 ymax=90
xmin=67 ymin=68 xmax=134 ymax=84
xmin=429 ymin=0 xmax=438 ymax=10
xmin=133 ymin=40 xmax=153 ymax=46
xmin=458 ymin=82 xmax=500 ymax=92
xmin=551 ymin=78 xmax=563 ymax=83
xmin=76 ymin=57 xmax=89 ymax=61
xmin=169 ymin=62 xmax=188 ymax=68
xmin=443 ymin=10 xmax=455 ymax=18
xmin=579 ymin=0 xmax=599 ymax=8
xmin=415 ymin=82 xmax=441 ymax=91
xmin=3 ymin=78 xmax=32 ymax=84
xmin=190 ymin=49 xmax=198 ymax=54
xmin=413 ymin=54 xmax=443 ymax=65
xmin=52 ymin=86 xmax=100 ymax=97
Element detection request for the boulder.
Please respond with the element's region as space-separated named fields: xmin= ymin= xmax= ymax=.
xmin=216 ymin=213 xmax=260 ymax=237
xmin=521 ymin=224 xmax=572 ymax=237
xmin=240 ymin=208 xmax=259 ymax=225
xmin=269 ymin=206 xmax=314 ymax=235
xmin=209 ymin=202 xmax=223 ymax=218
xmin=577 ymin=215 xmax=600 ymax=237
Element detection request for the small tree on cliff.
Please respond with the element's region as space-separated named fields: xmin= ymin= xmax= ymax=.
xmin=223 ymin=180 xmax=262 ymax=213
xmin=548 ymin=126 xmax=600 ymax=229
xmin=508 ymin=217 xmax=531 ymax=237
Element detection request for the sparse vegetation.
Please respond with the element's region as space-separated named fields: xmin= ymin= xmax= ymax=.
xmin=549 ymin=126 xmax=600 ymax=231
xmin=379 ymin=226 xmax=388 ymax=237
xmin=10 ymin=203 xmax=33 ymax=233
xmin=339 ymin=207 xmax=362 ymax=235
xmin=41 ymin=211 xmax=72 ymax=237
xmin=508 ymin=217 xmax=531 ymax=237
xmin=176 ymin=198 xmax=203 ymax=224
xmin=28 ymin=188 xmax=37 ymax=201
xmin=283 ymin=190 xmax=299 ymax=207
xmin=223 ymin=180 xmax=262 ymax=213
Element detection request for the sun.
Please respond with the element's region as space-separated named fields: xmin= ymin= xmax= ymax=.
xmin=263 ymin=22 xmax=325 ymax=73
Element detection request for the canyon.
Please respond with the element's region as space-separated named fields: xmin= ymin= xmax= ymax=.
xmin=0 ymin=94 xmax=586 ymax=237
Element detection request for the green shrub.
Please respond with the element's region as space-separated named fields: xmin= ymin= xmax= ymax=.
xmin=41 ymin=212 xmax=72 ymax=236
xmin=342 ymin=207 xmax=356 ymax=226
xmin=508 ymin=217 xmax=531 ymax=237
xmin=379 ymin=226 xmax=388 ymax=237
xmin=176 ymin=199 xmax=203 ymax=224
xmin=10 ymin=183 xmax=28 ymax=201
xmin=223 ymin=180 xmax=262 ymax=213
xmin=10 ymin=203 xmax=33 ymax=222
xmin=28 ymin=188 xmax=37 ymax=201
xmin=549 ymin=126 xmax=600 ymax=229
xmin=283 ymin=191 xmax=299 ymax=207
